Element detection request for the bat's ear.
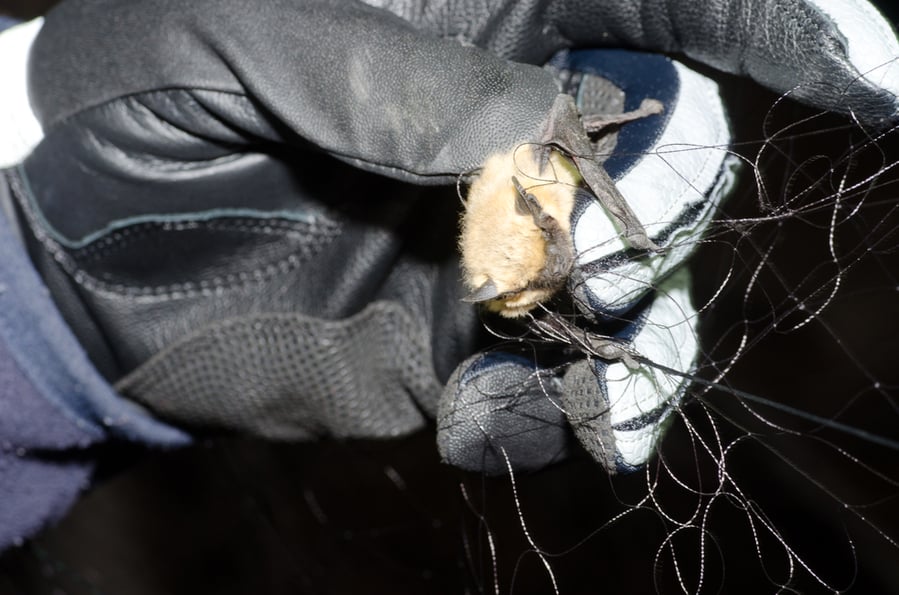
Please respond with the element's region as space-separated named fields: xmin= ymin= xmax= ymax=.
xmin=512 ymin=176 xmax=551 ymax=229
xmin=462 ymin=278 xmax=501 ymax=303
xmin=512 ymin=176 xmax=537 ymax=216
xmin=512 ymin=175 xmax=565 ymax=237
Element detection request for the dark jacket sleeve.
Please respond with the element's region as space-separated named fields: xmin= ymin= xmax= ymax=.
xmin=0 ymin=174 xmax=190 ymax=550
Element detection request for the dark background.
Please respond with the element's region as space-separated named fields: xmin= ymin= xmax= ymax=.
xmin=2 ymin=2 xmax=899 ymax=593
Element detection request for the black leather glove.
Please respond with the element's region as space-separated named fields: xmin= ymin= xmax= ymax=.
xmin=4 ymin=0 xmax=898 ymax=474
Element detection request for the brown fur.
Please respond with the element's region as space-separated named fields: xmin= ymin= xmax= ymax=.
xmin=459 ymin=147 xmax=581 ymax=317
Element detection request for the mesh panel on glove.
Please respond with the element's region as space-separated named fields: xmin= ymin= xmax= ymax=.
xmin=116 ymin=301 xmax=442 ymax=441
xmin=560 ymin=360 xmax=617 ymax=472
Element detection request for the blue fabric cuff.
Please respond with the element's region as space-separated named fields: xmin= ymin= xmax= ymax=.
xmin=0 ymin=189 xmax=191 ymax=446
xmin=0 ymin=339 xmax=95 ymax=548
xmin=0 ymin=181 xmax=190 ymax=548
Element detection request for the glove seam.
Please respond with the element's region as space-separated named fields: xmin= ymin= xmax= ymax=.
xmin=70 ymin=217 xmax=333 ymax=264
xmin=11 ymin=168 xmax=338 ymax=301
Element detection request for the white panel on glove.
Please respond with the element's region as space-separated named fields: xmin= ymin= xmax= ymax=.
xmin=574 ymin=62 xmax=734 ymax=313
xmin=606 ymin=268 xmax=697 ymax=468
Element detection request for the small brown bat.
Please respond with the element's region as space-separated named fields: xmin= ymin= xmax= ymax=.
xmin=459 ymin=148 xmax=581 ymax=317
xmin=459 ymin=96 xmax=664 ymax=317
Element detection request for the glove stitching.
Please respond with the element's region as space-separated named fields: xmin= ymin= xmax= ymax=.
xmin=72 ymin=252 xmax=304 ymax=300
xmin=70 ymin=217 xmax=333 ymax=264
xmin=10 ymin=169 xmax=334 ymax=301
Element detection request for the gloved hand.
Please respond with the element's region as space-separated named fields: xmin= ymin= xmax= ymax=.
xmin=421 ymin=0 xmax=899 ymax=473
xmin=1 ymin=0 xmax=897 ymax=547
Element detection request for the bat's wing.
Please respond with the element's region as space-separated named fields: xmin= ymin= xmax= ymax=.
xmin=540 ymin=95 xmax=661 ymax=252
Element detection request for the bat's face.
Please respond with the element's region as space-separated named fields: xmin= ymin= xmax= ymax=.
xmin=459 ymin=148 xmax=580 ymax=317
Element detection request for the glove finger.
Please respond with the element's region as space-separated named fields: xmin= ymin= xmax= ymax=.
xmin=383 ymin=0 xmax=898 ymax=124
xmin=437 ymin=352 xmax=575 ymax=475
xmin=29 ymin=0 xmax=561 ymax=187
xmin=555 ymin=0 xmax=899 ymax=125
xmin=562 ymin=267 xmax=698 ymax=474
xmin=556 ymin=50 xmax=736 ymax=316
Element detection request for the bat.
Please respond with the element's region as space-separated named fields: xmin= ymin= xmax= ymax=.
xmin=459 ymin=95 xmax=664 ymax=317
xmin=459 ymin=147 xmax=580 ymax=317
